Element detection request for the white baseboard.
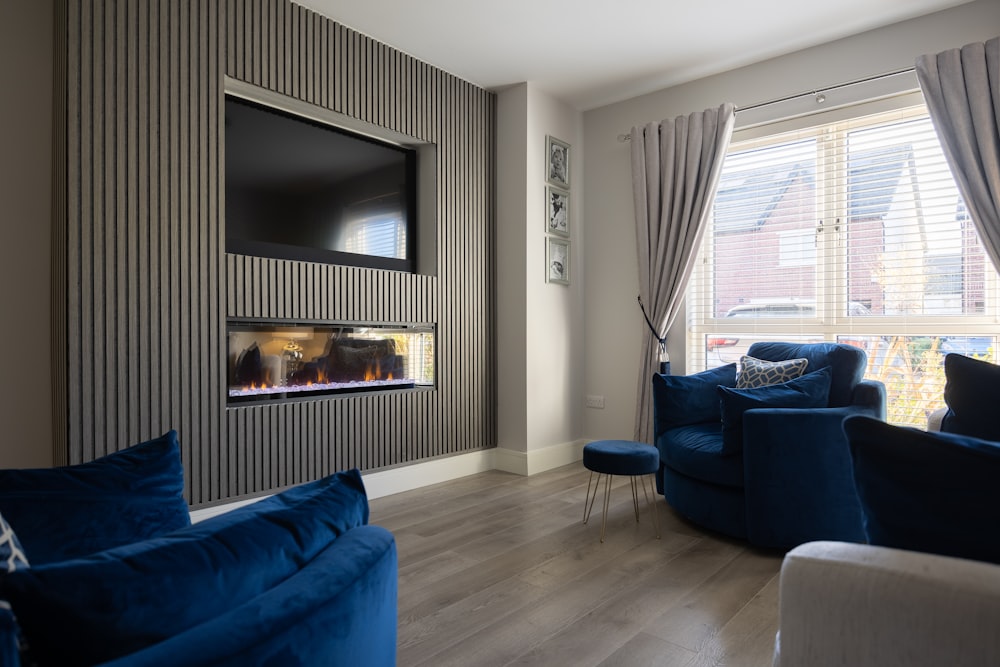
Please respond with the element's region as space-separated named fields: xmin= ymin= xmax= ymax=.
xmin=494 ymin=439 xmax=586 ymax=476
xmin=189 ymin=441 xmax=587 ymax=520
xmin=361 ymin=450 xmax=496 ymax=500
xmin=190 ymin=495 xmax=269 ymax=523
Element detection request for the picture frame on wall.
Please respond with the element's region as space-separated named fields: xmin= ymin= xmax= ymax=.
xmin=546 ymin=186 xmax=570 ymax=237
xmin=546 ymin=135 xmax=570 ymax=189
xmin=546 ymin=237 xmax=570 ymax=285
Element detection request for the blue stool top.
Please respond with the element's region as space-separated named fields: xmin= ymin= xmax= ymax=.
xmin=583 ymin=440 xmax=659 ymax=476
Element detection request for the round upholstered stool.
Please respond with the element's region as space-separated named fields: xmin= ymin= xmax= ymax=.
xmin=582 ymin=440 xmax=660 ymax=542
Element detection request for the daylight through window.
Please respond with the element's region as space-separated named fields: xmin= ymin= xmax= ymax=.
xmin=688 ymin=105 xmax=999 ymax=426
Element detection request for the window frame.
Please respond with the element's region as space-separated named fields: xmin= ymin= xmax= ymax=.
xmin=687 ymin=104 xmax=1000 ymax=376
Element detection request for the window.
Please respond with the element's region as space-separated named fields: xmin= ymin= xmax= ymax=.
xmin=689 ymin=105 xmax=999 ymax=427
xmin=339 ymin=195 xmax=408 ymax=260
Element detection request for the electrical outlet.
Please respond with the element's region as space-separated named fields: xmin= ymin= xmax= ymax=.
xmin=586 ymin=395 xmax=605 ymax=409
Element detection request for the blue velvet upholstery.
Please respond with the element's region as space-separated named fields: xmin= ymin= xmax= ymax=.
xmin=98 ymin=526 xmax=398 ymax=667
xmin=657 ymin=424 xmax=743 ymax=488
xmin=845 ymin=415 xmax=1000 ymax=565
xmin=0 ymin=469 xmax=385 ymax=667
xmin=746 ymin=342 xmax=865 ymax=407
xmin=661 ymin=464 xmax=747 ymax=540
xmin=941 ymin=353 xmax=1000 ymax=440
xmin=0 ymin=607 xmax=18 ymax=667
xmin=0 ymin=431 xmax=190 ymax=565
xmin=717 ymin=367 xmax=832 ymax=454
xmin=742 ymin=405 xmax=870 ymax=547
xmin=583 ymin=440 xmax=659 ymax=476
xmin=653 ymin=342 xmax=885 ymax=548
xmin=652 ymin=363 xmax=737 ymax=432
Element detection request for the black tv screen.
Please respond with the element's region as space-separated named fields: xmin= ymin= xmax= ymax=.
xmin=225 ymin=95 xmax=416 ymax=272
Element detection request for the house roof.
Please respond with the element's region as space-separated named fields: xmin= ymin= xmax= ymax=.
xmin=712 ymin=141 xmax=915 ymax=233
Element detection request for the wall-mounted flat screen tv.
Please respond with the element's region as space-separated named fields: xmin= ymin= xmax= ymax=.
xmin=225 ymin=94 xmax=417 ymax=272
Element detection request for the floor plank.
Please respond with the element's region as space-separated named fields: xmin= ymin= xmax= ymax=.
xmin=368 ymin=463 xmax=784 ymax=667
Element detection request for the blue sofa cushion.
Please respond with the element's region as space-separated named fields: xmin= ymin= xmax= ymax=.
xmin=845 ymin=416 xmax=1000 ymax=564
xmin=0 ymin=431 xmax=190 ymax=565
xmin=736 ymin=355 xmax=808 ymax=388
xmin=652 ymin=363 xmax=737 ymax=432
xmin=717 ymin=367 xmax=833 ymax=455
xmin=657 ymin=423 xmax=744 ymax=488
xmin=746 ymin=342 xmax=864 ymax=407
xmin=0 ymin=468 xmax=370 ymax=667
xmin=97 ymin=526 xmax=399 ymax=667
xmin=942 ymin=353 xmax=1000 ymax=441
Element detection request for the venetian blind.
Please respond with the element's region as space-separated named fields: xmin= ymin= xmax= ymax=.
xmin=687 ymin=103 xmax=999 ymax=426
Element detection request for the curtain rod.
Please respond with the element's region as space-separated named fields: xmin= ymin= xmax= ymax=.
xmin=617 ymin=66 xmax=916 ymax=142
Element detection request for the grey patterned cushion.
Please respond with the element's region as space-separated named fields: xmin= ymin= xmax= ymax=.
xmin=0 ymin=513 xmax=27 ymax=574
xmin=737 ymin=355 xmax=809 ymax=389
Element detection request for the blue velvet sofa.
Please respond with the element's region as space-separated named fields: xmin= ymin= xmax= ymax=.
xmin=844 ymin=352 xmax=1000 ymax=565
xmin=0 ymin=432 xmax=397 ymax=667
xmin=652 ymin=342 xmax=886 ymax=549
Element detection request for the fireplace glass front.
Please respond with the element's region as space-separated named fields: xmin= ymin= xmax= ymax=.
xmin=228 ymin=320 xmax=434 ymax=403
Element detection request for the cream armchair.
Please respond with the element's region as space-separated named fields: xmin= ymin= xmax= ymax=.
xmin=773 ymin=541 xmax=1000 ymax=667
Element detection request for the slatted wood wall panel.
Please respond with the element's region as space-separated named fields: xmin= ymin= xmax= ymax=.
xmin=58 ymin=0 xmax=496 ymax=506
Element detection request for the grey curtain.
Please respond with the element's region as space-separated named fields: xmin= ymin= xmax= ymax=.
xmin=630 ymin=103 xmax=736 ymax=443
xmin=916 ymin=37 xmax=1000 ymax=272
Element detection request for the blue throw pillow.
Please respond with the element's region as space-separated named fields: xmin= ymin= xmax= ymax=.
xmin=0 ymin=468 xmax=370 ymax=667
xmin=942 ymin=353 xmax=1000 ymax=441
xmin=0 ymin=431 xmax=190 ymax=565
xmin=845 ymin=416 xmax=1000 ymax=564
xmin=717 ymin=366 xmax=833 ymax=455
xmin=652 ymin=363 xmax=737 ymax=433
xmin=746 ymin=342 xmax=864 ymax=407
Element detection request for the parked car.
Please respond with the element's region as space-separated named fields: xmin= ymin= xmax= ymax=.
xmin=704 ymin=301 xmax=869 ymax=367
xmin=939 ymin=336 xmax=995 ymax=359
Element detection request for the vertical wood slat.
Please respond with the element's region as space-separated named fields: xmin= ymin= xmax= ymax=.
xmin=60 ymin=0 xmax=494 ymax=507
xmin=61 ymin=0 xmax=224 ymax=501
xmin=53 ymin=0 xmax=71 ymax=466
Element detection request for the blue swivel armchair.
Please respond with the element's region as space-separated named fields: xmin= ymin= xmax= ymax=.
xmin=652 ymin=342 xmax=886 ymax=549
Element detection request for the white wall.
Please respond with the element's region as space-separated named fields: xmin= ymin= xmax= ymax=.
xmin=0 ymin=0 xmax=54 ymax=468
xmin=497 ymin=83 xmax=587 ymax=474
xmin=581 ymin=0 xmax=1000 ymax=441
xmin=497 ymin=84 xmax=530 ymax=455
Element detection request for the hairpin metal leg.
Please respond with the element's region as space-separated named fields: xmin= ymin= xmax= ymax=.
xmin=644 ymin=474 xmax=661 ymax=539
xmin=600 ymin=473 xmax=612 ymax=543
xmin=630 ymin=476 xmax=640 ymax=522
xmin=583 ymin=471 xmax=598 ymax=524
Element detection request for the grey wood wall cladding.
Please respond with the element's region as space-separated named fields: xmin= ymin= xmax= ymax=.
xmin=56 ymin=0 xmax=497 ymax=506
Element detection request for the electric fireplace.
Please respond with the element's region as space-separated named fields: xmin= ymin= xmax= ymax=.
xmin=227 ymin=320 xmax=435 ymax=404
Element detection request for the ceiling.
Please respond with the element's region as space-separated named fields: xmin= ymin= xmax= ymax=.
xmin=294 ymin=0 xmax=973 ymax=110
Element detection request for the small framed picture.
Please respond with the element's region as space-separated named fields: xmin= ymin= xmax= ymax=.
xmin=545 ymin=186 xmax=569 ymax=237
xmin=546 ymin=135 xmax=570 ymax=189
xmin=546 ymin=237 xmax=570 ymax=285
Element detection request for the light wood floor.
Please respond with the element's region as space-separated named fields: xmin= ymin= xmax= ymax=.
xmin=369 ymin=463 xmax=785 ymax=667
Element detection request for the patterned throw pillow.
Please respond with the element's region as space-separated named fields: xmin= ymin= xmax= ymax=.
xmin=737 ymin=355 xmax=809 ymax=389
xmin=0 ymin=513 xmax=28 ymax=575
xmin=1 ymin=512 xmax=28 ymax=631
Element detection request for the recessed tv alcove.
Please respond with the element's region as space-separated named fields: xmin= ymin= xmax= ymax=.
xmin=224 ymin=80 xmax=437 ymax=275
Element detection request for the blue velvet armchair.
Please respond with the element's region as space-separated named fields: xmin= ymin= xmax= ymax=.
xmin=652 ymin=342 xmax=886 ymax=549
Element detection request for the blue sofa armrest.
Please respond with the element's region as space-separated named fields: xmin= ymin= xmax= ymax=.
xmin=852 ymin=380 xmax=887 ymax=419
xmin=742 ymin=405 xmax=879 ymax=549
xmin=0 ymin=605 xmax=20 ymax=667
xmin=98 ymin=525 xmax=397 ymax=667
